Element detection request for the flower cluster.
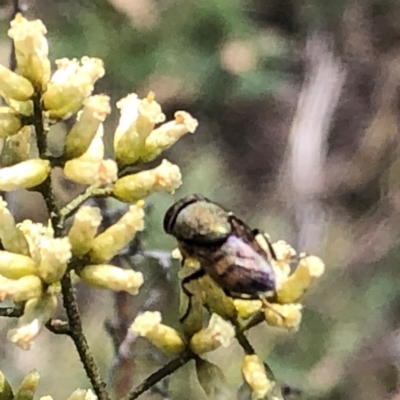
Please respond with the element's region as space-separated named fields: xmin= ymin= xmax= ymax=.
xmin=0 ymin=369 xmax=96 ymax=400
xmin=0 ymin=14 xmax=197 ymax=350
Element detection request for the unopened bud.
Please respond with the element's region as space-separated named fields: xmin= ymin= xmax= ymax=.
xmin=7 ymin=294 xmax=57 ymax=350
xmin=113 ymin=159 xmax=182 ymax=202
xmin=139 ymin=111 xmax=198 ymax=162
xmin=0 ymin=370 xmax=13 ymax=400
xmin=64 ymin=95 xmax=110 ymax=159
xmin=264 ymin=303 xmax=302 ymax=331
xmin=17 ymin=221 xmax=51 ymax=265
xmin=0 ymin=251 xmax=36 ymax=279
xmin=130 ymin=311 xmax=186 ymax=355
xmin=79 ymin=264 xmax=143 ymax=295
xmin=0 ymin=107 xmax=22 ymax=138
xmin=38 ymin=237 xmax=71 ymax=283
xmin=0 ymin=198 xmax=30 ymax=255
xmin=68 ymin=206 xmax=102 ymax=257
xmin=89 ymin=202 xmax=145 ymax=263
xmin=233 ymin=299 xmax=262 ymax=320
xmin=277 ymin=255 xmax=325 ymax=304
xmin=0 ymin=64 xmax=34 ymax=101
xmin=0 ymin=275 xmax=42 ymax=302
xmin=67 ymin=389 xmax=97 ymax=400
xmin=8 ymin=14 xmax=51 ymax=90
xmin=114 ymin=92 xmax=166 ymax=165
xmin=189 ymin=314 xmax=235 ymax=354
xmin=4 ymin=98 xmax=33 ymax=116
xmin=64 ymin=158 xmax=117 ymax=185
xmin=0 ymin=159 xmax=50 ymax=191
xmin=241 ymin=355 xmax=274 ymax=399
xmin=43 ymin=57 xmax=105 ymax=119
xmin=1 ymin=126 xmax=31 ymax=166
xmin=13 ymin=370 xmax=40 ymax=400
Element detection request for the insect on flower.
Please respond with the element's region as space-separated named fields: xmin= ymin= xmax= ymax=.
xmin=164 ymin=194 xmax=277 ymax=320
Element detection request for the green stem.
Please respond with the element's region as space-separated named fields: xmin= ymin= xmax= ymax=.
xmin=58 ymin=185 xmax=112 ymax=230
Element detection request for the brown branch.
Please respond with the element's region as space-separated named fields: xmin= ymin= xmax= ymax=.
xmin=0 ymin=305 xmax=23 ymax=318
xmin=61 ymin=273 xmax=110 ymax=400
xmin=234 ymin=325 xmax=255 ymax=355
xmin=124 ymin=350 xmax=195 ymax=400
xmin=45 ymin=319 xmax=71 ymax=335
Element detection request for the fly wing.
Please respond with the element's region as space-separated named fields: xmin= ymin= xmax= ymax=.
xmin=200 ymin=215 xmax=276 ymax=296
xmin=229 ymin=215 xmax=274 ymax=261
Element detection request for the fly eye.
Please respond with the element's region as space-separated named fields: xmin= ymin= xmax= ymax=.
xmin=164 ymin=195 xmax=232 ymax=243
xmin=163 ymin=194 xmax=208 ymax=234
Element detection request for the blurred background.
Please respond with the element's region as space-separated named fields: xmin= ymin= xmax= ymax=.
xmin=1 ymin=0 xmax=400 ymax=399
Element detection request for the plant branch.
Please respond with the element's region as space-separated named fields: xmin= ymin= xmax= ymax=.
xmin=32 ymin=91 xmax=110 ymax=400
xmin=45 ymin=319 xmax=71 ymax=335
xmin=61 ymin=273 xmax=110 ymax=400
xmin=58 ymin=185 xmax=112 ymax=230
xmin=235 ymin=328 xmax=255 ymax=355
xmin=124 ymin=350 xmax=195 ymax=400
xmin=0 ymin=305 xmax=23 ymax=318
xmin=32 ymin=93 xmax=59 ymax=232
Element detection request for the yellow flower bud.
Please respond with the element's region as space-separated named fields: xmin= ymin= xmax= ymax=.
xmin=0 ymin=251 xmax=36 ymax=278
xmin=17 ymin=221 xmax=51 ymax=265
xmin=114 ymin=92 xmax=166 ymax=165
xmin=64 ymin=158 xmax=118 ymax=185
xmin=0 ymin=198 xmax=30 ymax=255
xmin=113 ymin=159 xmax=182 ymax=202
xmin=77 ymin=124 xmax=105 ymax=161
xmin=241 ymin=355 xmax=274 ymax=399
xmin=64 ymin=95 xmax=110 ymax=159
xmin=264 ymin=303 xmax=302 ymax=331
xmin=0 ymin=370 xmax=13 ymax=400
xmin=0 ymin=126 xmax=31 ymax=167
xmin=189 ymin=314 xmax=235 ymax=355
xmin=233 ymin=299 xmax=262 ymax=320
xmin=79 ymin=264 xmax=143 ymax=295
xmin=13 ymin=370 xmax=40 ymax=400
xmin=195 ymin=359 xmax=234 ymax=400
xmin=277 ymin=255 xmax=325 ymax=304
xmin=5 ymin=98 xmax=33 ymax=116
xmin=139 ymin=111 xmax=198 ymax=162
xmin=130 ymin=311 xmax=186 ymax=355
xmin=68 ymin=206 xmax=102 ymax=257
xmin=7 ymin=294 xmax=57 ymax=350
xmin=89 ymin=202 xmax=145 ymax=263
xmin=0 ymin=107 xmax=22 ymax=138
xmin=0 ymin=64 xmax=34 ymax=101
xmin=38 ymin=237 xmax=71 ymax=283
xmin=39 ymin=397 xmax=54 ymax=400
xmin=67 ymin=389 xmax=97 ymax=400
xmin=0 ymin=159 xmax=50 ymax=191
xmin=43 ymin=57 xmax=105 ymax=119
xmin=0 ymin=275 xmax=42 ymax=302
xmin=8 ymin=14 xmax=51 ymax=90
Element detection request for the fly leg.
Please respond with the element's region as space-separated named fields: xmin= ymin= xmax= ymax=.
xmin=179 ymin=268 xmax=205 ymax=323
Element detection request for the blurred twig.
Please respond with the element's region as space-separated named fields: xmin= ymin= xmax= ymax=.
xmin=282 ymin=33 xmax=346 ymax=252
